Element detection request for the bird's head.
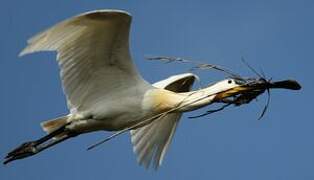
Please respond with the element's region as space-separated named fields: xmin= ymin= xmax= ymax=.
xmin=211 ymin=77 xmax=302 ymax=102
xmin=208 ymin=78 xmax=254 ymax=101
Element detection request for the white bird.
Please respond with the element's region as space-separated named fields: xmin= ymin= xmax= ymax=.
xmin=4 ymin=9 xmax=253 ymax=168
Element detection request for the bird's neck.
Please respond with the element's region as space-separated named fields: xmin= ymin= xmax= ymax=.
xmin=145 ymin=86 xmax=219 ymax=113
xmin=175 ymin=86 xmax=218 ymax=112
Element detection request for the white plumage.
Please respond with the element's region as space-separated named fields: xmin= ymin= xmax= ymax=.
xmin=5 ymin=10 xmax=251 ymax=168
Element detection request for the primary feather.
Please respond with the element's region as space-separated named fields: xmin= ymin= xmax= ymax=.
xmin=20 ymin=10 xmax=147 ymax=114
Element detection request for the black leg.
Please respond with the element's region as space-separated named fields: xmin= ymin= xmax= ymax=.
xmin=3 ymin=123 xmax=75 ymax=165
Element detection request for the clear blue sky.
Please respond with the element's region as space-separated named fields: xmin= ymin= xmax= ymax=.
xmin=1 ymin=0 xmax=313 ymax=179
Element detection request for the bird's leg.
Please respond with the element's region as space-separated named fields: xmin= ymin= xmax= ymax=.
xmin=4 ymin=123 xmax=77 ymax=165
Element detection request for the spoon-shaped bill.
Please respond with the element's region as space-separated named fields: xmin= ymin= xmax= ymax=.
xmin=269 ymin=80 xmax=301 ymax=90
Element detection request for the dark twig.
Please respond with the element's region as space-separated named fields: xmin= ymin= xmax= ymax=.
xmin=189 ymin=103 xmax=232 ymax=118
xmin=146 ymin=56 xmax=242 ymax=79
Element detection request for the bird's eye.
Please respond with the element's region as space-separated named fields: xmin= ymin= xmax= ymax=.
xmin=228 ymin=80 xmax=233 ymax=84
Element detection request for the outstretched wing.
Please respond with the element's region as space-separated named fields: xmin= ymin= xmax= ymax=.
xmin=130 ymin=73 xmax=198 ymax=169
xmin=20 ymin=10 xmax=146 ymax=113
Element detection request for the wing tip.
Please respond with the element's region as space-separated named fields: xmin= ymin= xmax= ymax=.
xmin=80 ymin=9 xmax=132 ymax=20
xmin=18 ymin=48 xmax=29 ymax=57
xmin=18 ymin=9 xmax=132 ymax=58
xmin=130 ymin=114 xmax=180 ymax=170
xmin=18 ymin=47 xmax=43 ymax=57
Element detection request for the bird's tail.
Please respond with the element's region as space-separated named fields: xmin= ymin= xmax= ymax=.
xmin=41 ymin=115 xmax=69 ymax=134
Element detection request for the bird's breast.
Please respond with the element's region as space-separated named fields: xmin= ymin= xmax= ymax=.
xmin=142 ymin=89 xmax=182 ymax=114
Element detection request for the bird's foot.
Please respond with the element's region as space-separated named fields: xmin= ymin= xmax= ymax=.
xmin=4 ymin=141 xmax=38 ymax=165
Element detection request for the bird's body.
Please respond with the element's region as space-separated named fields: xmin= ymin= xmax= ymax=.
xmin=5 ymin=9 xmax=299 ymax=168
xmin=46 ymin=74 xmax=235 ymax=133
